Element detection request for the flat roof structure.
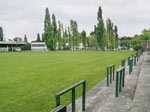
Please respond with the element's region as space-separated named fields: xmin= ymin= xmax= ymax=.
xmin=0 ymin=41 xmax=26 ymax=45
xmin=0 ymin=41 xmax=26 ymax=52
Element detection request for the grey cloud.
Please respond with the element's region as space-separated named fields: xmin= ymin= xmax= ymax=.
xmin=0 ymin=0 xmax=150 ymax=41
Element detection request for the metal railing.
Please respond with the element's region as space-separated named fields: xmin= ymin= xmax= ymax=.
xmin=129 ymin=58 xmax=133 ymax=74
xmin=50 ymin=49 xmax=144 ymax=111
xmin=107 ymin=64 xmax=115 ymax=86
xmin=115 ymin=66 xmax=125 ymax=97
xmin=55 ymin=80 xmax=86 ymax=112
xmin=51 ymin=105 xmax=67 ymax=112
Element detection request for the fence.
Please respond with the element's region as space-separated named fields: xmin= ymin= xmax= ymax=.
xmin=51 ymin=49 xmax=144 ymax=112
xmin=115 ymin=66 xmax=125 ymax=97
xmin=107 ymin=64 xmax=115 ymax=86
xmin=52 ymin=80 xmax=86 ymax=112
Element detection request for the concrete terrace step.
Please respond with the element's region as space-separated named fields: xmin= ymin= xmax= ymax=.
xmin=67 ymin=53 xmax=144 ymax=112
xmin=131 ymin=53 xmax=150 ymax=112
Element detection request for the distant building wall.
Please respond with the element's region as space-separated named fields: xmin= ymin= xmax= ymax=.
xmin=31 ymin=42 xmax=48 ymax=51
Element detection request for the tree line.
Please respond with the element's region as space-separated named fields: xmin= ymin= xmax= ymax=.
xmin=41 ymin=6 xmax=119 ymax=50
xmin=120 ymin=29 xmax=150 ymax=51
xmin=41 ymin=8 xmax=87 ymax=50
xmin=89 ymin=6 xmax=119 ymax=50
xmin=0 ymin=6 xmax=119 ymax=51
xmin=0 ymin=27 xmax=3 ymax=41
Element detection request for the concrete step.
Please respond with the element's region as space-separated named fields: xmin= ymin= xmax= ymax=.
xmin=131 ymin=53 xmax=150 ymax=112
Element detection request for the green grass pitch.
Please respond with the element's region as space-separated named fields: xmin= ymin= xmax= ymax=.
xmin=0 ymin=51 xmax=135 ymax=112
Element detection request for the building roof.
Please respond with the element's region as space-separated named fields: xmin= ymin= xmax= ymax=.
xmin=31 ymin=42 xmax=46 ymax=45
xmin=0 ymin=41 xmax=26 ymax=45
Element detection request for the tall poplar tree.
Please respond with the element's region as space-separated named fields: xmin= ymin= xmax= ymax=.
xmin=0 ymin=27 xmax=3 ymax=41
xmin=24 ymin=34 xmax=28 ymax=42
xmin=96 ymin=6 xmax=105 ymax=50
xmin=36 ymin=33 xmax=41 ymax=42
xmin=81 ymin=30 xmax=87 ymax=50
xmin=43 ymin=8 xmax=53 ymax=50
xmin=114 ymin=25 xmax=119 ymax=48
xmin=52 ymin=14 xmax=57 ymax=35
xmin=58 ymin=21 xmax=62 ymax=50
xmin=52 ymin=13 xmax=57 ymax=50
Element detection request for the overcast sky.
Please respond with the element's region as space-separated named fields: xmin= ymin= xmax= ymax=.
xmin=0 ymin=0 xmax=150 ymax=41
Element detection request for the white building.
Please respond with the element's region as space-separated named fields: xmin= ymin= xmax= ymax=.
xmin=31 ymin=42 xmax=48 ymax=51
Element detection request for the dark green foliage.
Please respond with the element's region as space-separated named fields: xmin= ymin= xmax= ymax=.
xmin=43 ymin=8 xmax=54 ymax=50
xmin=89 ymin=35 xmax=98 ymax=49
xmin=0 ymin=27 xmax=3 ymax=41
xmin=24 ymin=34 xmax=28 ymax=42
xmin=81 ymin=30 xmax=87 ymax=50
xmin=41 ymin=33 xmax=44 ymax=42
xmin=120 ymin=36 xmax=132 ymax=49
xmin=95 ymin=6 xmax=105 ymax=50
xmin=21 ymin=43 xmax=31 ymax=50
xmin=96 ymin=19 xmax=105 ymax=50
xmin=70 ymin=19 xmax=80 ymax=49
xmin=97 ymin=6 xmax=102 ymax=21
xmin=114 ymin=25 xmax=119 ymax=48
xmin=13 ymin=37 xmax=22 ymax=42
xmin=36 ymin=33 xmax=41 ymax=42
xmin=52 ymin=14 xmax=57 ymax=35
xmin=41 ymin=6 xmax=119 ymax=51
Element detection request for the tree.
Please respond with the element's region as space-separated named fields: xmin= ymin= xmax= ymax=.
xmin=21 ymin=43 xmax=31 ymax=50
xmin=97 ymin=6 xmax=102 ymax=21
xmin=24 ymin=34 xmax=28 ymax=42
xmin=0 ymin=27 xmax=3 ymax=41
xmin=114 ymin=25 xmax=119 ymax=49
xmin=106 ymin=18 xmax=115 ymax=50
xmin=81 ymin=30 xmax=87 ymax=50
xmin=42 ymin=33 xmax=44 ymax=42
xmin=13 ymin=37 xmax=22 ymax=42
xmin=36 ymin=33 xmax=41 ymax=42
xmin=68 ymin=27 xmax=72 ymax=49
xmin=52 ymin=14 xmax=57 ymax=50
xmin=70 ymin=20 xmax=80 ymax=50
xmin=52 ymin=14 xmax=57 ymax=35
xmin=89 ymin=35 xmax=99 ymax=49
xmin=96 ymin=6 xmax=105 ymax=50
xmin=43 ymin=8 xmax=53 ymax=50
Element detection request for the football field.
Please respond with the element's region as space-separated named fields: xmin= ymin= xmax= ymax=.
xmin=0 ymin=51 xmax=135 ymax=112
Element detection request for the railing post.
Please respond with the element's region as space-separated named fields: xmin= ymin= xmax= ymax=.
xmin=132 ymin=55 xmax=134 ymax=59
xmin=116 ymin=71 xmax=119 ymax=97
xmin=82 ymin=81 xmax=86 ymax=111
xmin=134 ymin=55 xmax=136 ymax=66
xmin=131 ymin=59 xmax=132 ymax=73
xmin=129 ymin=59 xmax=131 ymax=74
xmin=119 ymin=71 xmax=122 ymax=92
xmin=128 ymin=57 xmax=130 ymax=66
xmin=113 ymin=64 xmax=115 ymax=81
xmin=122 ymin=67 xmax=125 ymax=87
xmin=131 ymin=58 xmax=133 ymax=72
xmin=138 ymin=50 xmax=140 ymax=59
xmin=56 ymin=95 xmax=60 ymax=107
xmin=72 ymin=88 xmax=75 ymax=112
xmin=110 ymin=66 xmax=112 ymax=84
xmin=121 ymin=59 xmax=125 ymax=67
xmin=107 ymin=67 xmax=109 ymax=86
xmin=137 ymin=52 xmax=138 ymax=61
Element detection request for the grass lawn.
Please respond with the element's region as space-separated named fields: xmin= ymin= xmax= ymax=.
xmin=0 ymin=51 xmax=135 ymax=112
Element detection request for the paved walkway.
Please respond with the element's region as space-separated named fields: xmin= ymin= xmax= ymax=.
xmin=67 ymin=52 xmax=150 ymax=112
xmin=131 ymin=53 xmax=150 ymax=112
